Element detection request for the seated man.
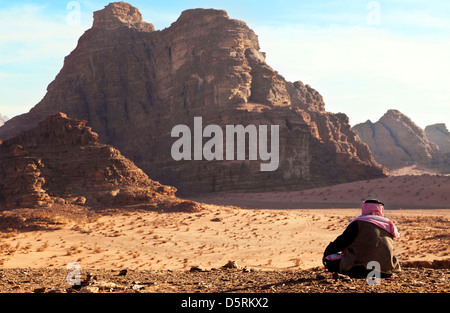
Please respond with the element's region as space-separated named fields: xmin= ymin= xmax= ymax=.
xmin=323 ymin=199 xmax=401 ymax=278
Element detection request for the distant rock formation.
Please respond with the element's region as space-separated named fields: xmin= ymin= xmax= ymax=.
xmin=92 ymin=1 xmax=154 ymax=31
xmin=425 ymin=124 xmax=450 ymax=154
xmin=0 ymin=2 xmax=387 ymax=195
xmin=0 ymin=114 xmax=7 ymax=127
xmin=353 ymin=110 xmax=446 ymax=171
xmin=0 ymin=113 xmax=201 ymax=211
xmin=425 ymin=123 xmax=450 ymax=172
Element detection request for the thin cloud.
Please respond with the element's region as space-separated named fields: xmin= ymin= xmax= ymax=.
xmin=0 ymin=3 xmax=90 ymax=65
xmin=0 ymin=3 xmax=91 ymax=116
xmin=253 ymin=23 xmax=450 ymax=128
xmin=382 ymin=10 xmax=450 ymax=33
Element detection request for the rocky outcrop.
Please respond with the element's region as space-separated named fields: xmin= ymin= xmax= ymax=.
xmin=92 ymin=1 xmax=154 ymax=31
xmin=425 ymin=124 xmax=450 ymax=154
xmin=0 ymin=113 xmax=201 ymax=211
xmin=0 ymin=114 xmax=7 ymax=127
xmin=353 ymin=110 xmax=442 ymax=170
xmin=0 ymin=2 xmax=387 ymax=195
xmin=425 ymin=123 xmax=450 ymax=172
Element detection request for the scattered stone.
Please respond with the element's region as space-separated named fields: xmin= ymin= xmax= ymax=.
xmin=190 ymin=265 xmax=208 ymax=272
xmin=222 ymin=260 xmax=242 ymax=270
xmin=118 ymin=269 xmax=128 ymax=276
xmin=242 ymin=266 xmax=253 ymax=273
xmin=85 ymin=272 xmax=95 ymax=282
xmin=48 ymin=288 xmax=67 ymax=293
xmin=92 ymin=281 xmax=117 ymax=291
xmin=333 ymin=272 xmax=352 ymax=281
xmin=132 ymin=284 xmax=145 ymax=291
xmin=0 ymin=267 xmax=448 ymax=293
xmin=33 ymin=287 xmax=46 ymax=293
xmin=315 ymin=273 xmax=327 ymax=280
xmin=75 ymin=196 xmax=87 ymax=205
xmin=79 ymin=286 xmax=99 ymax=293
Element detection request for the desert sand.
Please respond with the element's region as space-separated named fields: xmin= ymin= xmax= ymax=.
xmin=0 ymin=174 xmax=448 ymax=294
xmin=0 ymin=205 xmax=349 ymax=270
xmin=0 ymin=205 xmax=448 ymax=272
xmin=195 ymin=174 xmax=450 ymax=210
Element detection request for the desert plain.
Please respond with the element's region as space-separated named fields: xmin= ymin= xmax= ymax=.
xmin=0 ymin=172 xmax=448 ymax=293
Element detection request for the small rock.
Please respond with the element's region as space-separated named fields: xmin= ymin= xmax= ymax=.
xmin=315 ymin=274 xmax=327 ymax=280
xmin=132 ymin=284 xmax=145 ymax=291
xmin=33 ymin=287 xmax=47 ymax=293
xmin=79 ymin=286 xmax=99 ymax=293
xmin=75 ymin=196 xmax=87 ymax=205
xmin=222 ymin=260 xmax=241 ymax=270
xmin=85 ymin=272 xmax=96 ymax=282
xmin=48 ymin=288 xmax=67 ymax=293
xmin=333 ymin=272 xmax=352 ymax=281
xmin=92 ymin=281 xmax=117 ymax=291
xmin=190 ymin=265 xmax=208 ymax=272
xmin=118 ymin=269 xmax=128 ymax=276
xmin=53 ymin=197 xmax=66 ymax=205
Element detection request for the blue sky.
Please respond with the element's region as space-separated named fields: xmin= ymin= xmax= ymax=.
xmin=1 ymin=0 xmax=449 ymax=129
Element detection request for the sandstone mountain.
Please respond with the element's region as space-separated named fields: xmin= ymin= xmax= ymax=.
xmin=352 ymin=110 xmax=447 ymax=171
xmin=425 ymin=123 xmax=450 ymax=172
xmin=0 ymin=112 xmax=201 ymax=211
xmin=0 ymin=2 xmax=387 ymax=195
xmin=425 ymin=124 xmax=450 ymax=154
xmin=0 ymin=114 xmax=7 ymax=127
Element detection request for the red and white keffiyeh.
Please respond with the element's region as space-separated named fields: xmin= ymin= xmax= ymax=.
xmin=350 ymin=202 xmax=400 ymax=238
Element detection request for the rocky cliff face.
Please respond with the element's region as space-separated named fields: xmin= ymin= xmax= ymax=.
xmin=353 ymin=110 xmax=444 ymax=170
xmin=0 ymin=113 xmax=201 ymax=211
xmin=0 ymin=2 xmax=387 ymax=195
xmin=425 ymin=124 xmax=450 ymax=154
xmin=425 ymin=123 xmax=450 ymax=172
xmin=0 ymin=114 xmax=7 ymax=127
